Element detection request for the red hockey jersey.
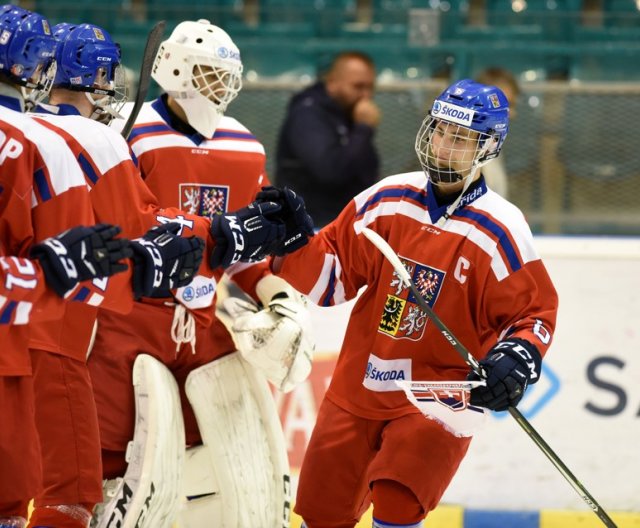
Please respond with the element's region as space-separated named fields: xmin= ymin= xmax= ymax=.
xmin=115 ymin=98 xmax=272 ymax=311
xmin=275 ymin=172 xmax=558 ymax=420
xmin=0 ymin=106 xmax=96 ymax=375
xmin=28 ymin=112 xmax=218 ymax=359
xmin=0 ymin=256 xmax=58 ymax=324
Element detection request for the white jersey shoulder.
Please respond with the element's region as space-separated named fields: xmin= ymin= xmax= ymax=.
xmin=473 ymin=188 xmax=539 ymax=262
xmin=116 ymin=99 xmax=266 ymax=156
xmin=353 ymin=171 xmax=426 ymax=211
xmin=34 ymin=113 xmax=133 ymax=175
xmin=112 ymin=101 xmax=255 ymax=135
xmin=0 ymin=107 xmax=87 ymax=197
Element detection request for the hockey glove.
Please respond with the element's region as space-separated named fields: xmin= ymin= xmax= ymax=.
xmin=130 ymin=222 xmax=204 ymax=299
xmin=468 ymin=338 xmax=542 ymax=412
xmin=222 ymin=275 xmax=314 ymax=393
xmin=255 ymin=186 xmax=314 ymax=255
xmin=30 ymin=224 xmax=132 ymax=297
xmin=209 ymin=201 xmax=286 ymax=269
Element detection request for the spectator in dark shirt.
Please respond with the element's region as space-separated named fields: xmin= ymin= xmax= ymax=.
xmin=275 ymin=51 xmax=380 ymax=226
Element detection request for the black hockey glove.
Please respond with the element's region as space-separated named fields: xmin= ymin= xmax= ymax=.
xmin=130 ymin=222 xmax=204 ymax=299
xmin=209 ymin=201 xmax=286 ymax=269
xmin=255 ymin=186 xmax=315 ymax=255
xmin=30 ymin=224 xmax=132 ymax=297
xmin=468 ymin=338 xmax=542 ymax=412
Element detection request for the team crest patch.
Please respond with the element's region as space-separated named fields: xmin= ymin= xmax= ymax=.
xmin=378 ymin=257 xmax=445 ymax=341
xmin=92 ymin=27 xmax=105 ymax=40
xmin=179 ymin=184 xmax=229 ymax=219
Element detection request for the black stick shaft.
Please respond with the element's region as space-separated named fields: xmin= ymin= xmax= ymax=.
xmin=121 ymin=20 xmax=166 ymax=140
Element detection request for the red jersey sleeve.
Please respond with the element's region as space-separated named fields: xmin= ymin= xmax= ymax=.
xmin=0 ymin=256 xmax=105 ymax=325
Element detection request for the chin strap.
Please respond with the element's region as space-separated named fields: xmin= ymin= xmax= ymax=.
xmin=435 ymin=165 xmax=479 ymax=228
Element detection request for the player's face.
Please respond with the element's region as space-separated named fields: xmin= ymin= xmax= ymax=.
xmin=91 ymin=67 xmax=112 ymax=92
xmin=428 ymin=120 xmax=480 ymax=177
xmin=192 ymin=64 xmax=236 ymax=105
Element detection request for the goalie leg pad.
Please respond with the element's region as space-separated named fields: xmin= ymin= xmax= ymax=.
xmin=91 ymin=354 xmax=185 ymax=528
xmin=178 ymin=351 xmax=291 ymax=528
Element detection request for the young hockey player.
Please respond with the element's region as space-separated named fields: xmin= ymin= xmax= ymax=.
xmin=265 ymin=79 xmax=558 ymax=528
xmin=0 ymin=6 xmax=196 ymax=527
xmin=42 ymin=19 xmax=313 ymax=526
xmin=28 ymin=20 xmax=299 ymax=528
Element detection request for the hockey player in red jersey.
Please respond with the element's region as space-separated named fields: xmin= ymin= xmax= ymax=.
xmin=265 ymin=79 xmax=559 ymax=527
xmin=0 ymin=6 xmax=110 ymax=525
xmin=0 ymin=6 xmax=143 ymax=527
xmin=58 ymin=19 xmax=315 ymax=526
xmin=25 ymin=20 xmax=298 ymax=528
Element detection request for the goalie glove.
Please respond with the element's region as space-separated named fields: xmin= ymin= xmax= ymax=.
xmin=30 ymin=224 xmax=132 ymax=297
xmin=223 ymin=275 xmax=315 ymax=392
xmin=468 ymin=338 xmax=542 ymax=412
xmin=130 ymin=222 xmax=204 ymax=299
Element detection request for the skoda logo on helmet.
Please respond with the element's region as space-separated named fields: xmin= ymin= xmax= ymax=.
xmin=216 ymin=46 xmax=240 ymax=62
xmin=432 ymin=101 xmax=442 ymax=115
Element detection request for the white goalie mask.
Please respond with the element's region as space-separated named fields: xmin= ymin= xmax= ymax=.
xmin=152 ymin=19 xmax=243 ymax=138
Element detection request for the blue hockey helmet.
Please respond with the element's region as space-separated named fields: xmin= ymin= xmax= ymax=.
xmin=52 ymin=22 xmax=77 ymax=44
xmin=53 ymin=22 xmax=126 ymax=121
xmin=0 ymin=5 xmax=56 ymax=103
xmin=415 ymin=79 xmax=510 ymax=184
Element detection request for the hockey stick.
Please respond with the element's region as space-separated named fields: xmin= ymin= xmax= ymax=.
xmin=121 ymin=20 xmax=166 ymax=140
xmin=361 ymin=227 xmax=617 ymax=528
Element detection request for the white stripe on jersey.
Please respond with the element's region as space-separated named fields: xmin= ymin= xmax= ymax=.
xmin=35 ymin=114 xmax=133 ymax=176
xmin=14 ymin=300 xmax=32 ymax=325
xmin=0 ymin=107 xmax=87 ymax=200
xmin=309 ymin=254 xmax=337 ymax=305
xmin=471 ymin=191 xmax=540 ymax=265
xmin=351 ymin=171 xmax=539 ymax=282
xmin=131 ymin=132 xmax=266 ymax=157
xmin=87 ymin=292 xmax=105 ymax=306
xmin=0 ymin=295 xmax=33 ymax=325
xmin=352 ymin=171 xmax=426 ymax=212
xmin=333 ymin=258 xmax=347 ymax=304
xmin=126 ymin=101 xmax=266 ymax=157
xmin=308 ymin=254 xmax=332 ymax=304
xmin=445 ymin=217 xmax=509 ymax=281
xmin=353 ymin=199 xmax=431 ymax=234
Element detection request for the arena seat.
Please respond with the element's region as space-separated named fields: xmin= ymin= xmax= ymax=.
xmin=145 ymin=0 xmax=245 ymax=26
xmin=483 ymin=0 xmax=582 ymax=41
xmin=602 ymin=0 xmax=640 ymax=27
xmin=569 ymin=43 xmax=640 ymax=81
